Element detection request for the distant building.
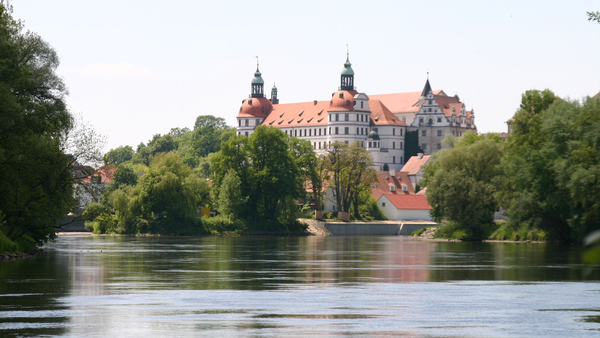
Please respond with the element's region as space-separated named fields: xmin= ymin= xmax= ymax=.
xmin=235 ymin=55 xmax=477 ymax=169
xmin=400 ymin=153 xmax=431 ymax=189
xmin=75 ymin=166 xmax=116 ymax=212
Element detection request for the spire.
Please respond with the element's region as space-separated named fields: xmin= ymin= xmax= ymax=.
xmin=250 ymin=56 xmax=264 ymax=98
xmin=270 ymin=82 xmax=279 ymax=104
xmin=420 ymin=73 xmax=432 ymax=98
xmin=340 ymin=47 xmax=355 ymax=90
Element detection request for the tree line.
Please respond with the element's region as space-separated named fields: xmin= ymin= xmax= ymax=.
xmin=0 ymin=3 xmax=104 ymax=253
xmin=424 ymin=90 xmax=600 ymax=244
xmin=86 ymin=123 xmax=385 ymax=235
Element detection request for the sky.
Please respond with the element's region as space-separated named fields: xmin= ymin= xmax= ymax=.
xmin=11 ymin=0 xmax=600 ymax=152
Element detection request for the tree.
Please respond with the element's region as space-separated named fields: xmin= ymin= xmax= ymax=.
xmin=424 ymin=134 xmax=503 ymax=239
xmin=109 ymin=163 xmax=138 ymax=191
xmin=104 ymin=145 xmax=134 ymax=166
xmin=211 ymin=126 xmax=305 ymax=225
xmin=217 ymin=170 xmax=246 ymax=217
xmin=502 ymin=93 xmax=600 ymax=243
xmin=0 ymin=4 xmax=104 ymax=249
xmin=323 ymin=142 xmax=375 ymax=220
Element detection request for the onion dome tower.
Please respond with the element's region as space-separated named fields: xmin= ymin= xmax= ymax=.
xmin=340 ymin=53 xmax=355 ymax=91
xmin=251 ymin=59 xmax=265 ymax=98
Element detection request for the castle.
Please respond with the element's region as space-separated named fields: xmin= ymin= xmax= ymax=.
xmin=236 ymin=55 xmax=477 ymax=170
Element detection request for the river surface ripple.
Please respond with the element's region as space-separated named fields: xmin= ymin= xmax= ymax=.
xmin=1 ymin=235 xmax=600 ymax=337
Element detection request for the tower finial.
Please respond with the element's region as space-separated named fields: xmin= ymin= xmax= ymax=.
xmin=346 ymin=44 xmax=349 ymax=56
xmin=427 ymin=68 xmax=429 ymax=80
xmin=256 ymin=56 xmax=259 ymax=69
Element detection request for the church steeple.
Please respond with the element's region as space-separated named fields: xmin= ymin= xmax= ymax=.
xmin=420 ymin=72 xmax=432 ymax=98
xmin=340 ymin=49 xmax=355 ymax=91
xmin=250 ymin=57 xmax=265 ymax=98
xmin=270 ymin=82 xmax=279 ymax=104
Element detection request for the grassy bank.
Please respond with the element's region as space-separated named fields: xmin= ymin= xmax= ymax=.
xmin=85 ymin=215 xmax=308 ymax=236
xmin=412 ymin=221 xmax=549 ymax=242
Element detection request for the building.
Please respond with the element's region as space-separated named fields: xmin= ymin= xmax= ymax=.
xmin=377 ymin=194 xmax=432 ymax=221
xmin=236 ymin=56 xmax=477 ymax=168
xmin=74 ymin=166 xmax=116 ymax=212
xmin=400 ymin=153 xmax=431 ymax=189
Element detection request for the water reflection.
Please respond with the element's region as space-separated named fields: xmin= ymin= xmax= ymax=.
xmin=0 ymin=236 xmax=599 ymax=337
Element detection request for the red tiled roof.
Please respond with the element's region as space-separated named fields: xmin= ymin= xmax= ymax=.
xmin=370 ymin=90 xmax=443 ymax=114
xmin=371 ymin=171 xmax=413 ymax=201
xmin=369 ymin=99 xmax=408 ymax=126
xmin=328 ymin=90 xmax=358 ymax=111
xmin=263 ymin=100 xmax=331 ymax=128
xmin=381 ymin=194 xmax=431 ymax=210
xmin=433 ymin=94 xmax=472 ymax=119
xmin=237 ymin=97 xmax=274 ymax=118
xmin=400 ymin=154 xmax=430 ymax=176
xmin=81 ymin=166 xmax=116 ymax=184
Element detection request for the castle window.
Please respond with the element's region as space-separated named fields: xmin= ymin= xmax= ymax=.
xmin=245 ymin=132 xmax=248 ymax=136
xmin=382 ymin=202 xmax=386 ymax=207
xmin=255 ymin=119 xmax=260 ymax=126
xmin=345 ymin=114 xmax=349 ymax=121
xmin=329 ymin=127 xmax=331 ymax=135
xmin=344 ymin=127 xmax=349 ymax=135
xmin=419 ymin=117 xmax=424 ymax=123
xmin=369 ymin=142 xmax=372 ymax=148
xmin=393 ymin=128 xmax=395 ymax=135
xmin=422 ymin=130 xmax=427 ymax=137
xmin=393 ymin=156 xmax=396 ymax=164
xmin=401 ymin=142 xmax=403 ymax=149
xmin=261 ymin=107 xmax=265 ymax=113
xmin=437 ymin=143 xmax=442 ymax=150
xmin=319 ymin=129 xmax=321 ymax=136
xmin=344 ymin=141 xmax=348 ymax=145
xmin=336 ymin=114 xmax=339 ymax=121
xmin=319 ymin=142 xmax=321 ymax=149
xmin=393 ymin=142 xmax=395 ymax=149
xmin=295 ymin=130 xmax=297 ymax=137
xmin=361 ymin=101 xmax=364 ymax=109
xmin=401 ymin=128 xmax=403 ymax=136
xmin=245 ymin=119 xmax=249 ymax=126
xmin=428 ymin=108 xmax=432 ymax=112
xmin=339 ymin=93 xmax=343 ymax=98
xmin=346 ymin=100 xmax=350 ymax=106
xmin=437 ymin=130 xmax=442 ymax=136
xmin=313 ymin=142 xmax=316 ymax=149
xmin=357 ymin=127 xmax=359 ymax=135
xmin=238 ymin=120 xmax=241 ymax=127
xmin=438 ymin=117 xmax=442 ymax=123
xmin=299 ymin=129 xmax=302 ymax=137
xmin=335 ymin=127 xmax=339 ymax=134
xmin=309 ymin=129 xmax=312 ymax=136
xmin=422 ymin=143 xmax=427 ymax=149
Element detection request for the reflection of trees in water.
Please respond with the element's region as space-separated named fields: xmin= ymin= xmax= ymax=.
xmin=0 ymin=252 xmax=72 ymax=336
xmin=428 ymin=242 xmax=600 ymax=282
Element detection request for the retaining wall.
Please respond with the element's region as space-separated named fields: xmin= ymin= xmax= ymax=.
xmin=325 ymin=222 xmax=436 ymax=236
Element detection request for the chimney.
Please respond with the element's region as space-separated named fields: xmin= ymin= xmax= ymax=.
xmin=390 ymin=168 xmax=395 ymax=177
xmin=418 ymin=153 xmax=424 ymax=159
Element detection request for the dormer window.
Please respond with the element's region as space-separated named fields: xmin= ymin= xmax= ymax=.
xmin=339 ymin=93 xmax=344 ymax=98
xmin=261 ymin=107 xmax=264 ymax=113
xmin=346 ymin=100 xmax=351 ymax=106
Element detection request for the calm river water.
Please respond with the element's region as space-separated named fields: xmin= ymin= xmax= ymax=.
xmin=1 ymin=235 xmax=600 ymax=337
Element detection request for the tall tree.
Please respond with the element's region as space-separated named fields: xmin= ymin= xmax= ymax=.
xmin=324 ymin=142 xmax=375 ymax=220
xmin=104 ymin=145 xmax=134 ymax=166
xmin=424 ymin=134 xmax=503 ymax=239
xmin=0 ymin=4 xmax=104 ymax=249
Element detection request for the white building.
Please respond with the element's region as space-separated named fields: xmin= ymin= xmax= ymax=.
xmin=236 ymin=56 xmax=477 ymax=167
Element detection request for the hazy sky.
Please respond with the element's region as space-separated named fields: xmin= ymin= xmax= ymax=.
xmin=12 ymin=0 xmax=600 ymax=152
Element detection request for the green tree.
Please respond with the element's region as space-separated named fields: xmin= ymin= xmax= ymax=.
xmin=211 ymin=126 xmax=305 ymax=225
xmin=502 ymin=94 xmax=600 ymax=243
xmin=323 ymin=142 xmax=375 ymax=220
xmin=109 ymin=163 xmax=138 ymax=191
xmin=588 ymin=10 xmax=600 ymax=24
xmin=217 ymin=170 xmax=246 ymax=217
xmin=0 ymin=4 xmax=103 ymax=249
xmin=424 ymin=134 xmax=503 ymax=239
xmin=104 ymin=145 xmax=134 ymax=166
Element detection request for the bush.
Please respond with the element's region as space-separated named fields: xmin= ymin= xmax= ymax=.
xmin=432 ymin=222 xmax=499 ymax=240
xmin=489 ymin=223 xmax=548 ymax=241
xmin=323 ymin=211 xmax=335 ymax=220
xmin=411 ymin=227 xmax=428 ymax=236
xmin=0 ymin=231 xmax=19 ymax=253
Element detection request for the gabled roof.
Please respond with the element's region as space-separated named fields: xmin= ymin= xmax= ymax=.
xmin=421 ymin=78 xmax=432 ymax=97
xmin=262 ymin=100 xmax=331 ymax=128
xmin=369 ymin=99 xmax=408 ymax=126
xmin=371 ymin=170 xmax=414 ymax=201
xmin=401 ymin=154 xmax=430 ymax=176
xmin=379 ymin=194 xmax=431 ymax=210
xmin=433 ymin=94 xmax=472 ymax=119
xmin=369 ymin=90 xmax=443 ymax=114
xmin=81 ymin=166 xmax=116 ymax=184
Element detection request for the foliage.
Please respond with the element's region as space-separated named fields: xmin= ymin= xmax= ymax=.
xmin=411 ymin=227 xmax=428 ymax=237
xmin=588 ymin=10 xmax=600 ymax=24
xmin=108 ymin=163 xmax=138 ymax=191
xmin=211 ymin=126 xmax=306 ymax=229
xmin=0 ymin=4 xmax=104 ymax=251
xmin=216 ymin=170 xmax=246 ymax=217
xmin=351 ymin=189 xmax=387 ymax=221
xmin=488 ymin=222 xmax=547 ymax=241
xmin=424 ymin=133 xmax=503 ymax=239
xmin=323 ymin=142 xmax=375 ymax=218
xmin=433 ymin=222 xmax=499 ymax=240
xmin=104 ymin=145 xmax=134 ymax=166
xmin=502 ymin=91 xmax=600 ymax=243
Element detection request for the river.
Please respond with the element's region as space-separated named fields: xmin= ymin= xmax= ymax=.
xmin=1 ymin=235 xmax=599 ymax=337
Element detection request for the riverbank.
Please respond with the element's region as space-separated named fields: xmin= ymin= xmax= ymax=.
xmin=410 ymin=226 xmax=553 ymax=244
xmin=0 ymin=249 xmax=43 ymax=261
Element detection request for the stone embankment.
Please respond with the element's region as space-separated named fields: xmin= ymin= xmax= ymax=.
xmin=411 ymin=226 xmax=438 ymax=239
xmin=298 ymin=218 xmax=333 ymax=236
